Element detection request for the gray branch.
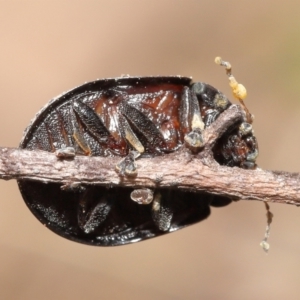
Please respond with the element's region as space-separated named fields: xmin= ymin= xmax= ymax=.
xmin=1 ymin=105 xmax=300 ymax=206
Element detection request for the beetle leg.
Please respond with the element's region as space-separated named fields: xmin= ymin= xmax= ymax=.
xmin=182 ymin=86 xmax=205 ymax=151
xmin=118 ymin=114 xmax=144 ymax=153
xmin=70 ymin=107 xmax=91 ymax=155
xmin=114 ymin=114 xmax=145 ymax=177
xmin=245 ymin=135 xmax=259 ymax=167
xmin=72 ymin=99 xmax=110 ymax=143
xmin=77 ymin=188 xmax=112 ymax=234
xmin=152 ymin=192 xmax=173 ymax=231
xmin=192 ymin=83 xmax=229 ymax=126
xmin=180 ymin=87 xmax=192 ymax=134
xmin=246 ymin=148 xmax=258 ymax=162
xmin=120 ymin=102 xmax=166 ymax=151
xmin=238 ymin=122 xmax=258 ymax=168
xmin=116 ymin=103 xmax=161 ymax=177
xmin=203 ymin=109 xmax=219 ymax=127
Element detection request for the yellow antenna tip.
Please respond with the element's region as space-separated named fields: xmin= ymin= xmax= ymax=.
xmin=215 ymin=57 xmax=246 ymax=100
xmin=215 ymin=56 xmax=222 ymax=65
xmin=215 ymin=56 xmax=252 ymax=123
xmin=233 ymin=83 xmax=247 ymax=100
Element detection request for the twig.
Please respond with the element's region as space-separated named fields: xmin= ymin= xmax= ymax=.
xmin=1 ymin=104 xmax=300 ymax=206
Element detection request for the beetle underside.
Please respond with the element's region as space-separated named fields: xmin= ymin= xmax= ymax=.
xmin=18 ymin=76 xmax=258 ymax=246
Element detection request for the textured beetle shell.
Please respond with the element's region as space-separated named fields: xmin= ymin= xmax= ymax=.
xmin=18 ymin=76 xmax=257 ymax=246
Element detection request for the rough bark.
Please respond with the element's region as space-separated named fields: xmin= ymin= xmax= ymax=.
xmin=1 ymin=104 xmax=299 ymax=206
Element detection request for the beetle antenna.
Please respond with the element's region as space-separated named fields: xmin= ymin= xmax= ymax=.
xmin=215 ymin=57 xmax=253 ymax=124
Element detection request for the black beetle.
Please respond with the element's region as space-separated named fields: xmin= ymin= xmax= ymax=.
xmin=18 ymin=67 xmax=258 ymax=246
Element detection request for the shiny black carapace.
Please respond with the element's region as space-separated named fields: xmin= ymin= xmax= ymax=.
xmin=18 ymin=75 xmax=258 ymax=246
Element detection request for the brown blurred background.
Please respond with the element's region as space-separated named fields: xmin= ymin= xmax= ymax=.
xmin=1 ymin=1 xmax=300 ymax=299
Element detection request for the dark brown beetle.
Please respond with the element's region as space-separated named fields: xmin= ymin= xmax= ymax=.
xmin=18 ymin=61 xmax=258 ymax=246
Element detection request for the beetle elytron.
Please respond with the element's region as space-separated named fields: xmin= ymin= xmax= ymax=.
xmin=18 ymin=58 xmax=258 ymax=246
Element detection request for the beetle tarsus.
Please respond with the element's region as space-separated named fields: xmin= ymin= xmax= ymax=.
xmin=130 ymin=188 xmax=154 ymax=204
xmin=184 ymin=128 xmax=204 ymax=150
xmin=55 ymin=146 xmax=76 ymax=159
xmin=115 ymin=151 xmax=140 ymax=177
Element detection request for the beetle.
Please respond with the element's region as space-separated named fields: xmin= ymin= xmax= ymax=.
xmin=17 ymin=62 xmax=258 ymax=246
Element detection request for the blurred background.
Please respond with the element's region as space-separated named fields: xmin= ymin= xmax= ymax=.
xmin=0 ymin=1 xmax=300 ymax=299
